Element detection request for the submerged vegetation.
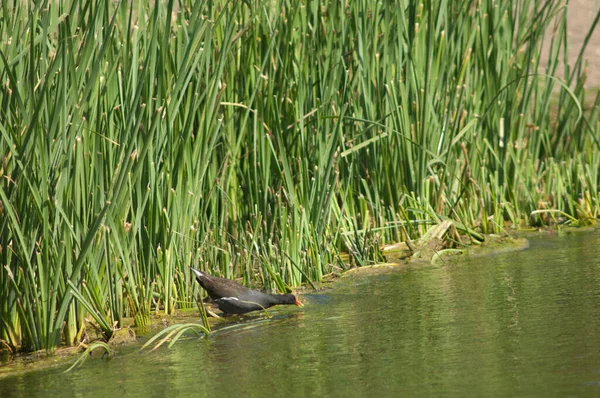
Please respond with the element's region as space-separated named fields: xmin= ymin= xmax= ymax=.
xmin=0 ymin=0 xmax=598 ymax=353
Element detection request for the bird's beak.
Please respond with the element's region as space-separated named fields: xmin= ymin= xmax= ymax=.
xmin=295 ymin=297 xmax=304 ymax=308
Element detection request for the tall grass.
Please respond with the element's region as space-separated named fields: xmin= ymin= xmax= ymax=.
xmin=0 ymin=0 xmax=598 ymax=352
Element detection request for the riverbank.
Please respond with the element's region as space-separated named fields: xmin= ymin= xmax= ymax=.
xmin=3 ymin=231 xmax=600 ymax=396
xmin=2 ymin=227 xmax=586 ymax=378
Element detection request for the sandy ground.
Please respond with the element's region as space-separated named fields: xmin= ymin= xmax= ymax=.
xmin=551 ymin=0 xmax=600 ymax=87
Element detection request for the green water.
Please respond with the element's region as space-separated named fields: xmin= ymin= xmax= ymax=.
xmin=1 ymin=232 xmax=600 ymax=397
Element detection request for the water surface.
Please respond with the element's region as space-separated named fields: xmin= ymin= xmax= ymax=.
xmin=1 ymin=231 xmax=600 ymax=397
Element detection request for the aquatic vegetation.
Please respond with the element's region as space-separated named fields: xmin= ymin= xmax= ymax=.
xmin=141 ymin=323 xmax=210 ymax=352
xmin=64 ymin=342 xmax=114 ymax=373
xmin=0 ymin=0 xmax=598 ymax=353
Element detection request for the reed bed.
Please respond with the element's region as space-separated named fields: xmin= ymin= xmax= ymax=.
xmin=0 ymin=0 xmax=598 ymax=352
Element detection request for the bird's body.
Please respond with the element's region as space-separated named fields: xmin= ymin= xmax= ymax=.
xmin=191 ymin=268 xmax=303 ymax=314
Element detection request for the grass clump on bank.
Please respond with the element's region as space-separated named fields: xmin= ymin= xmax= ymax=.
xmin=0 ymin=0 xmax=598 ymax=353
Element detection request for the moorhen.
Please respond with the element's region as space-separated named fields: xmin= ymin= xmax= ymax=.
xmin=191 ymin=268 xmax=304 ymax=315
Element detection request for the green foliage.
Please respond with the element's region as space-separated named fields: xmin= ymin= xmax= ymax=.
xmin=140 ymin=323 xmax=209 ymax=351
xmin=0 ymin=0 xmax=598 ymax=352
xmin=63 ymin=341 xmax=114 ymax=373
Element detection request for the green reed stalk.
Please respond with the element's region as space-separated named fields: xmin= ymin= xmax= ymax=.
xmin=0 ymin=0 xmax=598 ymax=352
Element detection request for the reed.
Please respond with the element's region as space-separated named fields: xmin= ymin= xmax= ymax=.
xmin=1 ymin=0 xmax=598 ymax=352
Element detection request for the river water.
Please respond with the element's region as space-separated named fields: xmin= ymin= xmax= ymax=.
xmin=1 ymin=231 xmax=600 ymax=397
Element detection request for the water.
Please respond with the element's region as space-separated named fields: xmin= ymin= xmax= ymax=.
xmin=2 ymin=231 xmax=600 ymax=397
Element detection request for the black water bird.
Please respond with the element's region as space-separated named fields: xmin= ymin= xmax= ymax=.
xmin=191 ymin=268 xmax=303 ymax=315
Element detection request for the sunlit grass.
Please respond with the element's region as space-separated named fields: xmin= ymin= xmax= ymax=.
xmin=0 ymin=0 xmax=598 ymax=352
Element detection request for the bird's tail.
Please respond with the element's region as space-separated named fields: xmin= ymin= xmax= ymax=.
xmin=190 ymin=267 xmax=205 ymax=279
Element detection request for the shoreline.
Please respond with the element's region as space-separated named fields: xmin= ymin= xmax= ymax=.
xmin=6 ymin=227 xmax=598 ymax=378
